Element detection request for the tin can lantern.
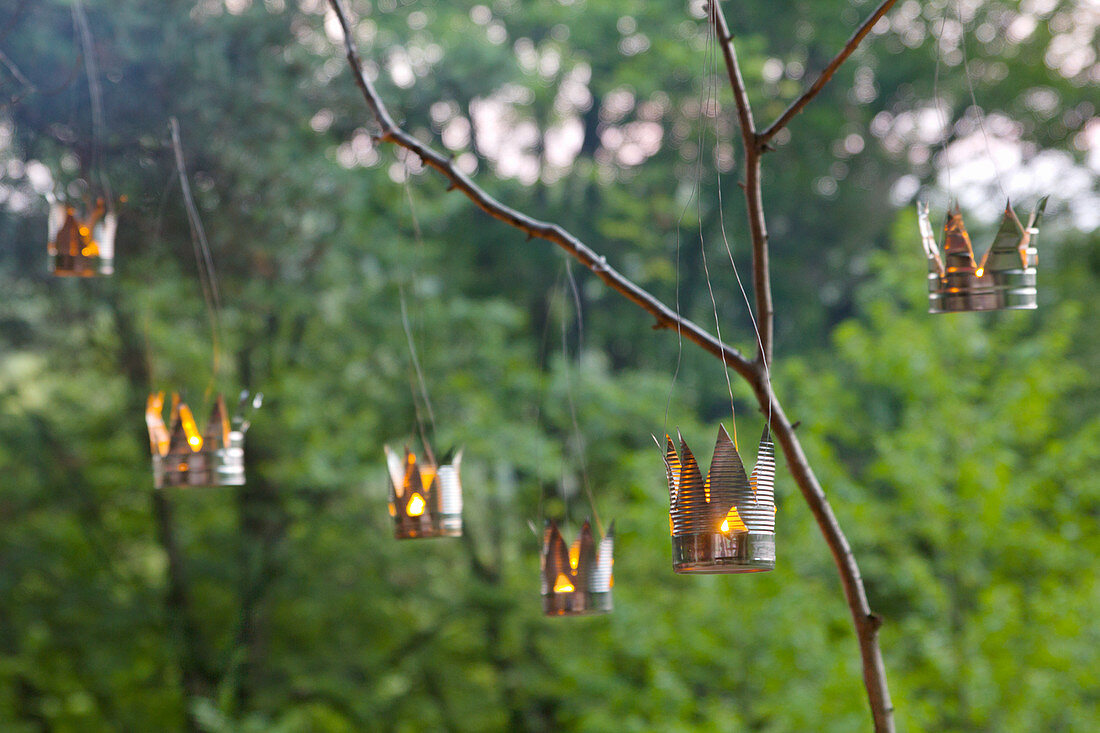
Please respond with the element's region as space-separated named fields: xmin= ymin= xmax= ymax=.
xmin=384 ymin=444 xmax=463 ymax=539
xmin=919 ymin=197 xmax=1047 ymax=313
xmin=665 ymin=424 xmax=776 ymax=573
xmin=146 ymin=391 xmax=261 ymax=488
xmin=541 ymin=519 xmax=613 ymax=617
xmin=47 ymin=195 xmax=117 ymax=277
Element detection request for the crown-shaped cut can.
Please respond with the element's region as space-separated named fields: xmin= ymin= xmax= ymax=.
xmin=665 ymin=424 xmax=776 ymax=573
xmin=47 ymin=195 xmax=117 ymax=277
xmin=919 ymin=197 xmax=1047 ymax=313
xmin=541 ymin=519 xmax=613 ymax=616
xmin=146 ymin=391 xmax=261 ymax=488
xmin=384 ymin=444 xmax=462 ymax=539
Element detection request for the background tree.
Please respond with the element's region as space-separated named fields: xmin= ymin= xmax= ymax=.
xmin=0 ymin=0 xmax=1096 ymax=731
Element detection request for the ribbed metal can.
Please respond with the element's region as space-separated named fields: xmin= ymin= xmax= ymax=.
xmin=148 ymin=392 xmax=257 ymax=489
xmin=672 ymin=531 xmax=775 ymax=573
xmin=921 ymin=199 xmax=1045 ymax=313
xmin=386 ymin=446 xmax=463 ymax=539
xmin=666 ymin=427 xmax=776 ymax=574
xmin=541 ymin=520 xmax=614 ymax=617
xmin=989 ymin=241 xmax=1038 ymax=310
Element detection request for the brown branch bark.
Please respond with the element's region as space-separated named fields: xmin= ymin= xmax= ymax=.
xmin=752 ymin=375 xmax=895 ymax=732
xmin=326 ymin=0 xmax=895 ymax=730
xmin=326 ymin=0 xmax=753 ymax=382
xmin=758 ymin=0 xmax=900 ymax=146
xmin=710 ymin=2 xmax=895 ymax=727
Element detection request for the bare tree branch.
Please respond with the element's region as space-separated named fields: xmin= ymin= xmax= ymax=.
xmin=326 ymin=0 xmax=753 ymax=380
xmin=753 ymin=381 xmax=896 ymax=733
xmin=759 ymin=0 xmax=900 ymax=145
xmin=710 ymin=2 xmax=896 ymax=730
xmin=327 ymin=0 xmax=895 ymax=730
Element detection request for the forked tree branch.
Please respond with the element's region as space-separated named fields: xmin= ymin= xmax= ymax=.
xmin=758 ymin=0 xmax=900 ymax=145
xmin=326 ymin=0 xmax=754 ymax=381
xmin=709 ymin=1 xmax=773 ymax=365
xmin=713 ymin=1 xmax=895 ymax=729
xmin=325 ymin=0 xmax=895 ymax=730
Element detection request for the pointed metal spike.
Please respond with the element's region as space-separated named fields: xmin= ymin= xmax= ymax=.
xmin=541 ymin=520 xmax=568 ymax=594
xmin=1028 ymin=196 xmax=1049 ymax=230
xmin=574 ymin=520 xmax=596 ymax=590
xmin=166 ymin=409 xmax=191 ymax=455
xmin=708 ymin=426 xmax=748 ymax=516
xmin=550 ymin=521 xmax=572 ymax=581
xmin=917 ymin=201 xmax=945 ymax=276
xmin=384 ymin=445 xmax=407 ymax=499
xmin=715 ymin=424 xmax=734 ymax=449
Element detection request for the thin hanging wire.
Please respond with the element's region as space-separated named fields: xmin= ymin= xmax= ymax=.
xmin=531 ymin=265 xmax=567 ymax=545
xmin=168 ymin=117 xmax=223 ymax=396
xmin=72 ymin=0 xmax=111 ymax=202
xmin=662 ymin=2 xmax=716 ymax=441
xmin=563 ymin=259 xmax=603 ymax=537
xmin=932 ymin=9 xmax=954 ymax=212
xmin=697 ymin=4 xmax=737 ymax=423
xmin=705 ymin=1 xmax=772 ymax=436
xmin=399 ymin=287 xmax=437 ymax=465
xmin=144 ymin=168 xmax=180 ymax=386
xmin=954 ymin=0 xmax=1008 ymax=203
xmin=399 ymin=151 xmax=439 ymax=463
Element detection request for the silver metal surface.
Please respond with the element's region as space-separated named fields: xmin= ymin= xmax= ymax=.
xmin=384 ymin=445 xmax=463 ymax=539
xmin=919 ymin=198 xmax=1047 ymax=313
xmin=541 ymin=519 xmax=613 ymax=616
xmin=47 ymin=197 xmax=116 ymax=277
xmin=146 ymin=391 xmax=261 ymax=489
xmin=665 ymin=425 xmax=776 ymax=573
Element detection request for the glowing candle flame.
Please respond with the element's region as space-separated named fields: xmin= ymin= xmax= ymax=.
xmin=568 ymin=541 xmax=580 ymax=570
xmin=553 ymin=574 xmax=575 ymax=593
xmin=975 ymin=267 xmax=984 ymax=278
xmin=720 ymin=506 xmax=747 ymax=534
xmin=406 ymin=492 xmax=426 ymax=517
xmin=179 ymin=405 xmax=204 ymax=452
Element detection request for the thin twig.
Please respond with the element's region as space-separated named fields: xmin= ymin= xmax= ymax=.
xmin=0 ymin=48 xmax=34 ymax=91
xmin=758 ymin=0 xmax=900 ymax=145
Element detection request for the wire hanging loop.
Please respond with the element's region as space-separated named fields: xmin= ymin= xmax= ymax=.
xmin=168 ymin=117 xmax=224 ymax=394
xmin=398 ymin=150 xmax=440 ymax=461
xmin=696 ymin=4 xmax=738 ymax=423
xmin=954 ymin=0 xmax=1008 ymax=203
xmin=399 ymin=285 xmax=437 ymax=466
xmin=932 ymin=0 xmax=1009 ymax=210
xmin=702 ymin=1 xmax=772 ymax=432
xmin=562 ymin=259 xmax=603 ymax=537
xmin=71 ymin=0 xmax=111 ymax=202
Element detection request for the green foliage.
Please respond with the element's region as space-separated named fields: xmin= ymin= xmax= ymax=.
xmin=0 ymin=0 xmax=1096 ymax=731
